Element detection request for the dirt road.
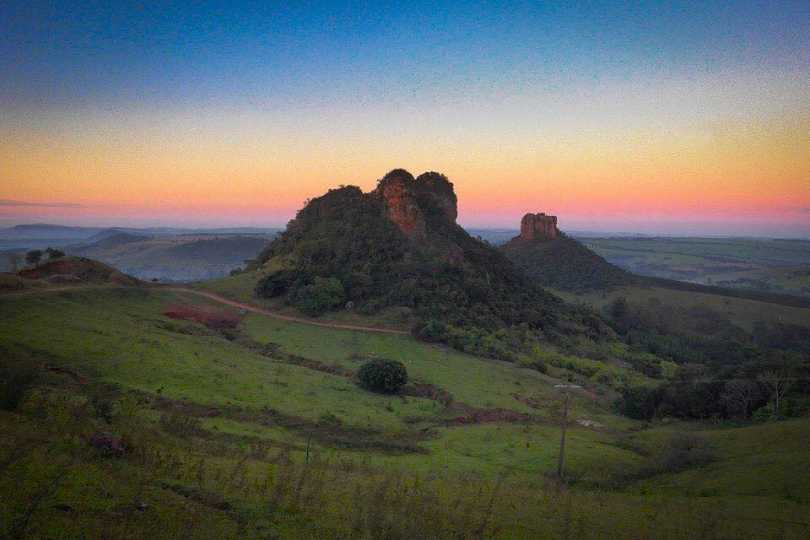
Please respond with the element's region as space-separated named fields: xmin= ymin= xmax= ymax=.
xmin=1 ymin=284 xmax=408 ymax=335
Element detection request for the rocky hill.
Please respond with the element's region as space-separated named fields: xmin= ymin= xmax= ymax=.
xmin=501 ymin=213 xmax=635 ymax=292
xmin=252 ymin=169 xmax=609 ymax=360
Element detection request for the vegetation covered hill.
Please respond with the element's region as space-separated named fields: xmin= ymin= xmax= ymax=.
xmin=249 ymin=169 xmax=610 ymax=360
xmin=502 ymin=233 xmax=636 ymax=292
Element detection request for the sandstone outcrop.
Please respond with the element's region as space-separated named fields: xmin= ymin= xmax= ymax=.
xmin=519 ymin=213 xmax=558 ymax=241
xmin=375 ymin=169 xmax=458 ymax=239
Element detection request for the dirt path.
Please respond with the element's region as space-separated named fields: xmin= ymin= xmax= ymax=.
xmin=166 ymin=288 xmax=408 ymax=335
xmin=1 ymin=284 xmax=408 ymax=335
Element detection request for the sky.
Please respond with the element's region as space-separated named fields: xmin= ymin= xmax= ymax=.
xmin=1 ymin=1 xmax=809 ymax=236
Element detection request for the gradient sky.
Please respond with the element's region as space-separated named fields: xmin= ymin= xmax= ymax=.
xmin=2 ymin=1 xmax=809 ymax=236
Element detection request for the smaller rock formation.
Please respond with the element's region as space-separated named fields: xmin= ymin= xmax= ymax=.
xmin=519 ymin=213 xmax=558 ymax=241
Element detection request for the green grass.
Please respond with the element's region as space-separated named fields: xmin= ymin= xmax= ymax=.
xmin=583 ymin=237 xmax=810 ymax=298
xmin=0 ymin=287 xmax=627 ymax=473
xmin=3 ymin=285 xmax=810 ymax=538
xmin=628 ymin=419 xmax=810 ymax=501
xmin=556 ymin=284 xmax=810 ymax=331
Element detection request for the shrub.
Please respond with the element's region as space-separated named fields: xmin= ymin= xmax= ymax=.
xmin=45 ymin=247 xmax=65 ymax=259
xmin=255 ymin=269 xmax=301 ymax=298
xmin=0 ymin=362 xmax=38 ymax=411
xmin=617 ymin=385 xmax=659 ymax=420
xmin=414 ymin=319 xmax=448 ymax=342
xmin=293 ymin=276 xmax=346 ymax=316
xmin=25 ymin=249 xmax=43 ymax=266
xmin=657 ymin=434 xmax=715 ymax=473
xmin=357 ymin=359 xmax=408 ymax=394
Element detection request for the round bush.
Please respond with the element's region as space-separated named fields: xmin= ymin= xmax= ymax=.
xmin=357 ymin=359 xmax=408 ymax=394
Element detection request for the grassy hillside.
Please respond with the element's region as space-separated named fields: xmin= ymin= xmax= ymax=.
xmin=2 ymin=286 xmax=810 ymax=538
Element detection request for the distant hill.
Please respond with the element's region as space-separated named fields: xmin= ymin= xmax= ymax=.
xmin=67 ymin=234 xmax=272 ymax=282
xmin=501 ymin=214 xmax=635 ymax=292
xmin=17 ymin=256 xmax=140 ymax=286
xmin=78 ymin=228 xmax=143 ymax=245
xmin=0 ymin=224 xmax=103 ymax=240
xmin=0 ymin=223 xmax=278 ymax=258
xmin=250 ymin=169 xmax=609 ymax=359
xmin=84 ymin=232 xmax=150 ymax=249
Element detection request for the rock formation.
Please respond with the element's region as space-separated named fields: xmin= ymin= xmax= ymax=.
xmin=375 ymin=169 xmax=458 ymax=239
xmin=376 ymin=169 xmax=426 ymax=239
xmin=519 ymin=213 xmax=558 ymax=241
xmin=502 ymin=213 xmax=635 ymax=291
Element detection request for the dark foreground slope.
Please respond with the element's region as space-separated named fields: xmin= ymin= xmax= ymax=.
xmin=252 ymin=169 xmax=609 ymax=359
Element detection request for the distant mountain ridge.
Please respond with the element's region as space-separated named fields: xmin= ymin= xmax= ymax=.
xmin=66 ymin=233 xmax=273 ymax=282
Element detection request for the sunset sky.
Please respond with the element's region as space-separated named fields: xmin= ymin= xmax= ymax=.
xmin=2 ymin=1 xmax=809 ymax=236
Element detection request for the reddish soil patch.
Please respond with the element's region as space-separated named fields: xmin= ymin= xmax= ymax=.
xmin=164 ymin=304 xmax=242 ymax=330
xmin=402 ymin=383 xmax=454 ymax=406
xmin=448 ymin=406 xmax=531 ymax=425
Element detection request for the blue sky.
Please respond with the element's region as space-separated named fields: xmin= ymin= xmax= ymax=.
xmin=2 ymin=1 xmax=809 ymax=235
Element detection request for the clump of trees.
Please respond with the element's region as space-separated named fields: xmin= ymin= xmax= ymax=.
xmin=23 ymin=247 xmax=65 ymax=268
xmin=292 ymin=277 xmax=346 ymax=316
xmin=45 ymin=247 xmax=65 ymax=260
xmin=25 ymin=249 xmax=43 ymax=266
xmin=618 ymin=361 xmax=803 ymax=421
xmin=606 ymin=295 xmax=810 ymax=422
xmin=357 ymin=359 xmax=408 ymax=394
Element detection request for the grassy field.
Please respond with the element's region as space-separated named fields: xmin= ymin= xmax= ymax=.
xmin=583 ymin=237 xmax=810 ymax=299
xmin=555 ymin=284 xmax=810 ymax=332
xmin=2 ymin=285 xmax=810 ymax=538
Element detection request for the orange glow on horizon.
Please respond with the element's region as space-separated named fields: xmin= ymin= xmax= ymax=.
xmin=2 ymin=106 xmax=809 ymax=231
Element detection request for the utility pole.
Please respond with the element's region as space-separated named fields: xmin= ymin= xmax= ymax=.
xmin=554 ymin=384 xmax=581 ymax=481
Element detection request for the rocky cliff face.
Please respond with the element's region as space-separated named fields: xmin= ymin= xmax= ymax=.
xmin=375 ymin=169 xmax=458 ymax=239
xmin=519 ymin=213 xmax=558 ymax=241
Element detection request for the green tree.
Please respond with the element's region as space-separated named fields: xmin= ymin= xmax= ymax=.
xmin=294 ymin=277 xmax=346 ymax=316
xmin=25 ymin=249 xmax=43 ymax=266
xmin=357 ymin=359 xmax=408 ymax=394
xmin=45 ymin=247 xmax=65 ymax=259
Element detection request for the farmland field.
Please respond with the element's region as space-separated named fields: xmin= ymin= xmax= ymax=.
xmin=583 ymin=237 xmax=810 ymax=298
